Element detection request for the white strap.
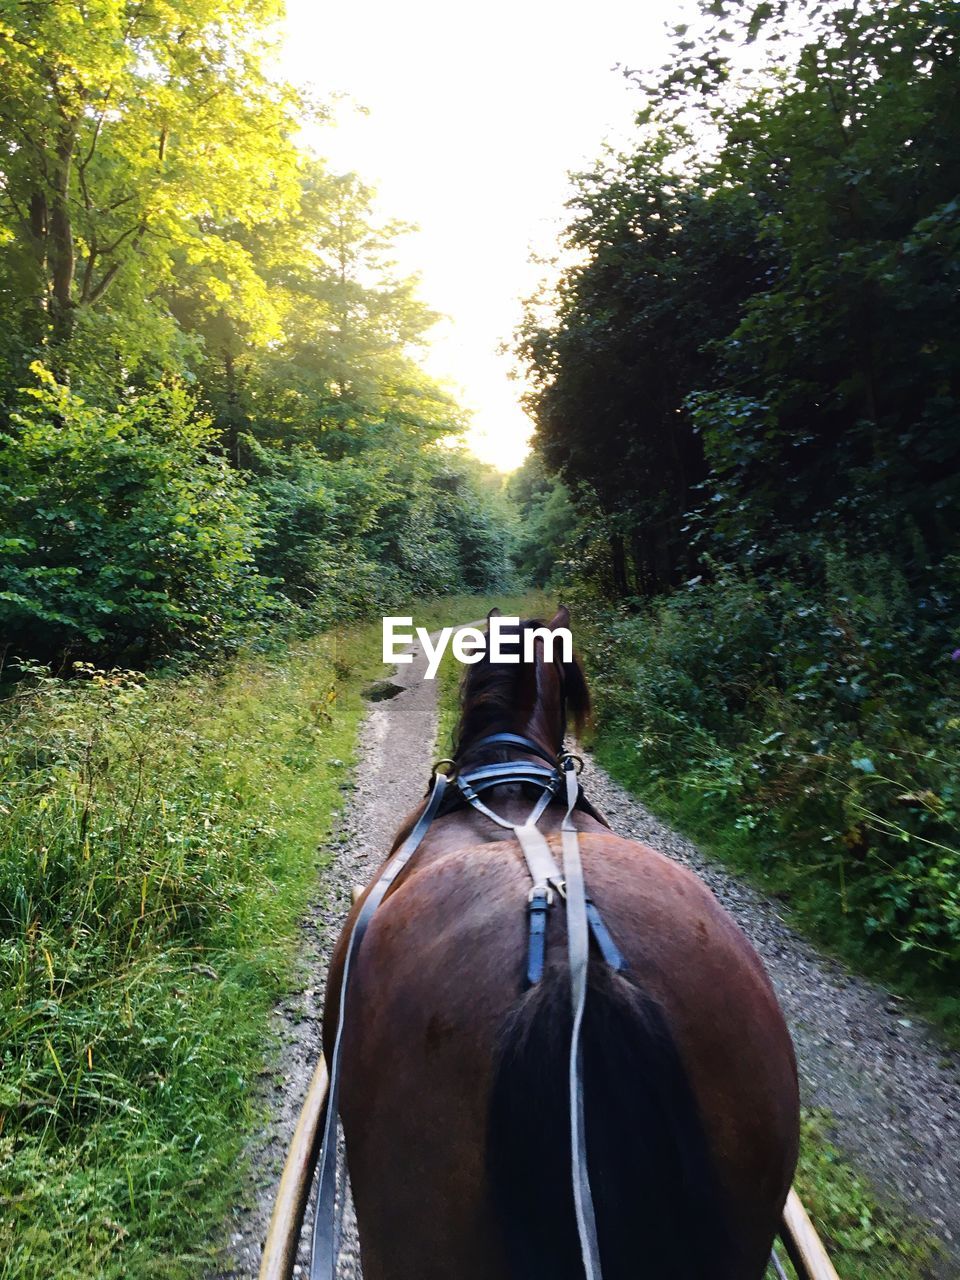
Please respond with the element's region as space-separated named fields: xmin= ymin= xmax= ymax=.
xmin=561 ymin=763 xmax=604 ymax=1280
xmin=310 ymin=773 xmax=448 ymax=1279
xmin=513 ymin=822 xmax=565 ymax=897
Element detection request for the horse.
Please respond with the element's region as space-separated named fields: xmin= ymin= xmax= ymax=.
xmin=321 ymin=607 xmax=799 ymax=1280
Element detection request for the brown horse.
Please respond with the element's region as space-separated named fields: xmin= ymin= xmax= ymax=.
xmin=323 ymin=608 xmax=799 ymax=1280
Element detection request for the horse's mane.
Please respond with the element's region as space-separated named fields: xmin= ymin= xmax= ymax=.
xmin=452 ymin=617 xmax=591 ymax=757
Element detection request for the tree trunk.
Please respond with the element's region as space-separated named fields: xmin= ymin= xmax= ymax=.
xmin=223 ymin=347 xmax=242 ymax=466
xmin=48 ymin=122 xmax=77 ymax=348
xmin=19 ymin=191 xmax=51 ymax=349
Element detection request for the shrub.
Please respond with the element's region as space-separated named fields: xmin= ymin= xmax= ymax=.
xmin=579 ymin=558 xmax=960 ymax=971
xmin=0 ymin=369 xmax=269 ymax=665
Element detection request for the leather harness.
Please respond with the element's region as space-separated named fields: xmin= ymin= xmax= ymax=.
xmin=309 ymin=733 xmax=625 ymax=1280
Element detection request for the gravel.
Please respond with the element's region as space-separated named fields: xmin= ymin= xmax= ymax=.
xmin=214 ymin=633 xmax=440 ymax=1279
xmin=215 ymin=640 xmax=960 ymax=1277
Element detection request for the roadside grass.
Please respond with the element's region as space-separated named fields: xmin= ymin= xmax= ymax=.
xmin=791 ymin=1111 xmax=938 ymax=1279
xmin=432 ymin=616 xmax=941 ymax=1279
xmin=0 ymin=592 xmax=524 ymax=1280
xmin=592 ymin=734 xmax=960 ymax=1046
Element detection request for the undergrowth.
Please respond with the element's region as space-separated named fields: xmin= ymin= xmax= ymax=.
xmin=0 ymin=626 xmax=384 ymax=1278
xmin=791 ymin=1111 xmax=938 ymax=1279
xmin=574 ymin=566 xmax=960 ymax=1040
xmin=0 ymin=593 xmax=522 ymax=1279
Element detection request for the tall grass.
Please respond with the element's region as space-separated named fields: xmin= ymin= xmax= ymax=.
xmin=0 ymin=592 xmax=543 ymax=1277
xmin=0 ymin=626 xmax=386 ymax=1278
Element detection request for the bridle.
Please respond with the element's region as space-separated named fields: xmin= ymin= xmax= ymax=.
xmin=310 ymin=732 xmax=624 ymax=1280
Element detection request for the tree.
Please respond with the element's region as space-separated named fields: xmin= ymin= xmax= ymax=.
xmin=691 ymin=0 xmax=960 ymax=575
xmin=519 ymin=136 xmax=770 ymax=593
xmin=0 ymin=369 xmax=267 ymax=661
xmin=519 ymin=0 xmax=960 ymax=595
xmin=0 ymin=0 xmax=300 ymax=391
xmin=0 ymin=3 xmax=514 ymax=667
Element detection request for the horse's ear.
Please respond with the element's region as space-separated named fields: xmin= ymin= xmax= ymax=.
xmin=487 ymin=607 xmax=501 ymax=626
xmin=548 ymin=604 xmax=570 ymax=631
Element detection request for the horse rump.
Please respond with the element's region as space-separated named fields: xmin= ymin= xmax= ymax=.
xmin=486 ymin=962 xmax=734 ymax=1280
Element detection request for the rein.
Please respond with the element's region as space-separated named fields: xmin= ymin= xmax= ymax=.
xmin=309 ymin=734 xmax=624 ymax=1280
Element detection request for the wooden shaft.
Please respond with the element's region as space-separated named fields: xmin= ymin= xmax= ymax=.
xmin=780 ymin=1187 xmax=840 ymax=1280
xmin=259 ymin=886 xmax=363 ymax=1277
xmin=258 ymin=1055 xmax=330 ymax=1280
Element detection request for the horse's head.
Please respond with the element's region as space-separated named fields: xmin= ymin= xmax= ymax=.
xmin=452 ymin=605 xmax=591 ymax=765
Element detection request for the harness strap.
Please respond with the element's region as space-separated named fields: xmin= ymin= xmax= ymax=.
xmin=525 ymin=888 xmax=550 ymax=986
xmin=455 ymin=760 xmax=557 ymax=788
xmin=310 ymin=754 xmax=620 ymax=1280
xmin=584 ymin=898 xmax=626 ymax=973
xmin=462 ymin=731 xmax=559 ymax=768
xmin=455 ymin=772 xmax=557 ymax=830
xmin=309 ymin=771 xmax=449 ymax=1280
xmin=514 ymin=819 xmax=565 ymax=897
xmin=561 ymin=761 xmax=604 ymax=1280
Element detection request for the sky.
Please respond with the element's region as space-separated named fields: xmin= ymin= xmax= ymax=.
xmin=280 ymin=0 xmax=680 ymax=471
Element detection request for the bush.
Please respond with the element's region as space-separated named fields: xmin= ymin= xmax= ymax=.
xmin=0 ymin=370 xmax=269 ymax=665
xmin=579 ymin=558 xmax=960 ymax=973
xmin=247 ymin=440 xmax=514 ymax=625
xmin=245 ymin=440 xmax=404 ymax=625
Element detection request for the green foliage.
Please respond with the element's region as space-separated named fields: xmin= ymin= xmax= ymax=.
xmin=520 ymin=0 xmax=960 ymax=593
xmin=504 ymin=454 xmax=578 ymax=586
xmin=0 ymin=0 xmax=301 ymax=380
xmin=793 ymin=1111 xmax=937 ymax=1279
xmin=576 ymin=557 xmax=960 ymax=990
xmin=0 ymin=623 xmax=387 ymax=1277
xmin=0 ymin=4 xmax=515 ymax=670
xmin=518 ymin=139 xmax=770 ymax=592
xmin=688 ymin=0 xmax=960 ymax=572
xmin=0 ymin=371 xmax=268 ymax=661
xmin=246 ymin=441 xmax=515 ymax=626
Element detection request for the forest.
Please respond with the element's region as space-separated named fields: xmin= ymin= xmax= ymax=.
xmin=0 ymin=0 xmax=513 ymax=670
xmin=516 ymin=0 xmax=960 ymax=999
xmin=1 ymin=0 xmax=959 ymax=1276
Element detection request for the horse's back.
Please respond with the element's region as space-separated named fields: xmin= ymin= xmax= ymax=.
xmin=336 ymin=831 xmax=798 ymax=1279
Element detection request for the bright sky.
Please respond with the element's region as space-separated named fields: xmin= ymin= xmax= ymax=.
xmin=280 ymin=0 xmax=680 ymax=471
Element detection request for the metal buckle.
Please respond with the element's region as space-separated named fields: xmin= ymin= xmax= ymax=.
xmin=432 ymin=758 xmax=457 ymax=777
xmin=528 ymin=884 xmax=554 ymax=906
xmin=558 ymin=752 xmax=584 ymax=774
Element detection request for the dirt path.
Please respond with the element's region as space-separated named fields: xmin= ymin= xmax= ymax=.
xmin=215 ymin=633 xmax=444 ymax=1278
xmin=216 ymin=636 xmax=960 ymax=1277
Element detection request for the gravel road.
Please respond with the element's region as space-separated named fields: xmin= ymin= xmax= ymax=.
xmin=216 ymin=635 xmax=960 ymax=1278
xmin=215 ymin=633 xmax=444 ymax=1278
